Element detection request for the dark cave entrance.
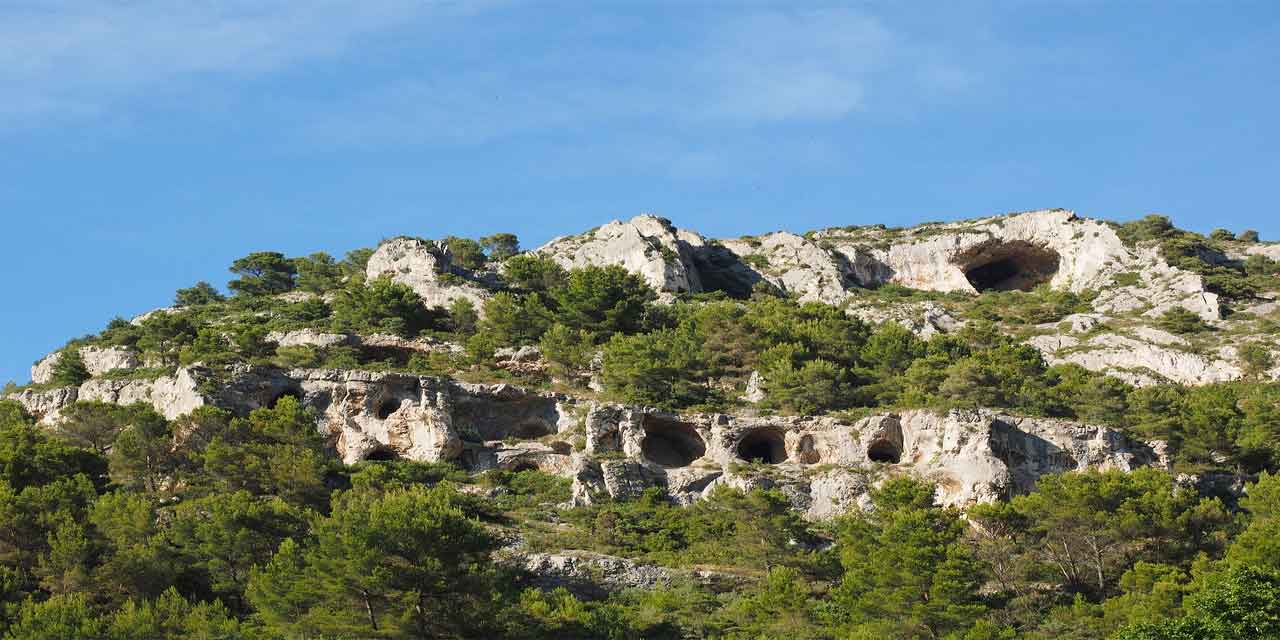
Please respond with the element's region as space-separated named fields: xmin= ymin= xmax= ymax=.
xmin=640 ymin=416 xmax=706 ymax=468
xmin=268 ymin=388 xmax=303 ymax=408
xmin=960 ymin=242 xmax=1061 ymax=292
xmin=736 ymin=429 xmax=787 ymax=464
xmin=867 ymin=439 xmax=902 ymax=464
xmin=509 ymin=461 xmax=539 ymax=473
xmin=375 ymin=399 xmax=401 ymax=420
xmin=363 ymin=447 xmax=399 ymax=462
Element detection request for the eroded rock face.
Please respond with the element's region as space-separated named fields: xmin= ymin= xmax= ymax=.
xmin=5 ymin=360 xmax=1164 ymax=518
xmin=1033 ymin=331 xmax=1244 ymax=386
xmin=365 ymin=237 xmax=490 ymax=311
xmin=565 ymin=404 xmax=1161 ymax=516
xmin=9 ymin=386 xmax=79 ymax=422
xmin=537 ymin=215 xmax=705 ymax=294
xmin=32 ymin=346 xmax=141 ymax=384
xmin=717 ymin=232 xmax=852 ymax=304
xmin=536 ymin=210 xmax=1222 ymax=326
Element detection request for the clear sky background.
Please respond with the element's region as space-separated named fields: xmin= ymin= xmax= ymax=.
xmin=2 ymin=1 xmax=1279 ymax=384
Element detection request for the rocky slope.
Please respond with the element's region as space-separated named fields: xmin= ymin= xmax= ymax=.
xmin=9 ymin=208 xmax=1278 ymax=519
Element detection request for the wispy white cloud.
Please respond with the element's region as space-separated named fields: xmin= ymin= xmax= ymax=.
xmin=0 ymin=0 xmax=479 ymax=128
xmin=0 ymin=1 xmax=978 ymax=166
xmin=291 ymin=8 xmax=966 ymax=150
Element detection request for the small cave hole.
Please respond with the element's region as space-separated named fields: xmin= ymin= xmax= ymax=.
xmin=640 ymin=416 xmax=707 ymax=468
xmin=867 ymin=439 xmax=901 ymax=464
xmin=363 ymin=447 xmax=398 ymax=462
xmin=509 ymin=461 xmax=539 ymax=473
xmin=960 ymin=241 xmax=1061 ymax=292
xmin=736 ymin=429 xmax=787 ymax=465
xmin=268 ymin=389 xmax=303 ymax=408
xmin=375 ymin=399 xmax=401 ymax=420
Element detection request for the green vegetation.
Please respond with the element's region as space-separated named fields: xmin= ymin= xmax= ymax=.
xmin=330 ymin=276 xmax=438 ymax=338
xmin=227 ymin=252 xmax=298 ymax=297
xmin=48 ymin=349 xmax=90 ymax=387
xmin=2 ymin=393 xmax=1275 ymax=639
xmin=1114 ymin=214 xmax=1280 ymax=303
xmin=174 ymin=281 xmax=225 ymax=306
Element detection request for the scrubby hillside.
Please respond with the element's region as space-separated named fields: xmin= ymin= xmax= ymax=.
xmin=2 ymin=209 xmax=1279 ymax=639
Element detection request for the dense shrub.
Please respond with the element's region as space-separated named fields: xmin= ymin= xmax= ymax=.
xmin=330 ymin=276 xmax=439 ymax=337
xmin=173 ymin=281 xmax=224 ymax=306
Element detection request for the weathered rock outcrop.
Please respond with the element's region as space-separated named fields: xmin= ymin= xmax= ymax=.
xmin=32 ymin=346 xmax=141 ymax=384
xmin=365 ymin=237 xmax=491 ymax=311
xmin=537 ymin=215 xmax=706 ymax=295
xmin=5 ymin=362 xmax=1162 ymax=519
xmin=532 ymin=209 xmax=1243 ymax=386
xmin=567 ymin=406 xmax=1161 ymax=516
xmin=543 ymin=211 xmax=1218 ymax=321
xmin=1024 ymin=319 xmax=1257 ymax=386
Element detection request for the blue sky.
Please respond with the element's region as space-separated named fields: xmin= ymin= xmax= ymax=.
xmin=2 ymin=1 xmax=1279 ymax=384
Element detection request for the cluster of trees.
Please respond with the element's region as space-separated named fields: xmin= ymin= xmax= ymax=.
xmin=0 ymin=398 xmax=629 ymax=638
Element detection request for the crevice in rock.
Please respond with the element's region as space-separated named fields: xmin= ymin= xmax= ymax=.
xmin=797 ymin=434 xmax=820 ymax=464
xmin=640 ymin=416 xmax=706 ymax=468
xmin=958 ymin=241 xmax=1061 ymax=292
xmin=736 ymin=428 xmax=786 ymax=464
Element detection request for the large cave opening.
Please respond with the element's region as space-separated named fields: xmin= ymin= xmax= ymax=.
xmin=736 ymin=428 xmax=787 ymax=464
xmin=867 ymin=439 xmax=901 ymax=464
xmin=959 ymin=241 xmax=1061 ymax=292
xmin=640 ymin=416 xmax=706 ymax=468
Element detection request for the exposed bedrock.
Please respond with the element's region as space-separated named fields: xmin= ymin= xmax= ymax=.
xmin=535 ymin=209 xmax=1223 ymax=322
xmin=9 ymin=367 xmax=1164 ymax=518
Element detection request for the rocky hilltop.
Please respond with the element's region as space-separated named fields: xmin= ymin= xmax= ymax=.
xmin=538 ymin=209 xmax=1275 ymax=385
xmin=9 ymin=208 xmax=1278 ymax=517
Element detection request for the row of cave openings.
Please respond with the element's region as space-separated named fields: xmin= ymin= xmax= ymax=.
xmin=639 ymin=416 xmax=903 ymax=468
